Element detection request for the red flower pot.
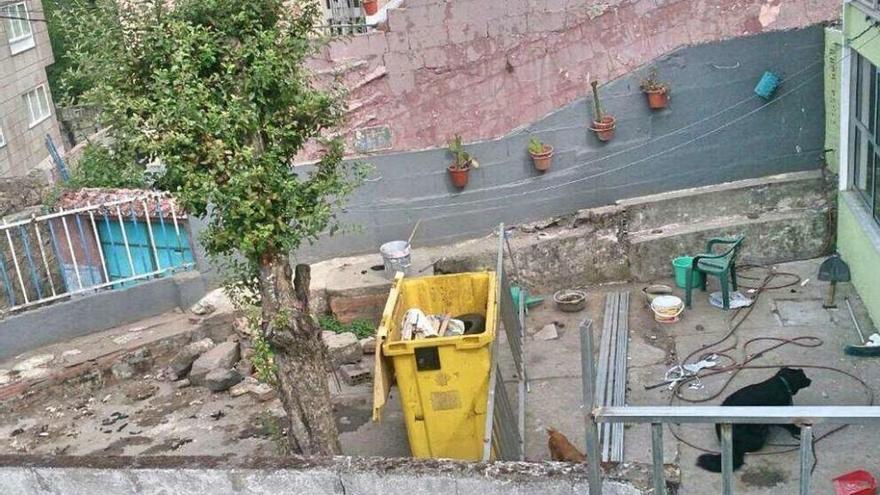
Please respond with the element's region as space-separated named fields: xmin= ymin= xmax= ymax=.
xmin=590 ymin=115 xmax=616 ymax=142
xmin=363 ymin=0 xmax=378 ymax=16
xmin=645 ymin=88 xmax=669 ymax=109
xmin=448 ymin=164 xmax=470 ymax=188
xmin=529 ymin=144 xmax=554 ymax=171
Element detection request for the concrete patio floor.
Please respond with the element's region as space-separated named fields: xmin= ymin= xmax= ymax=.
xmin=519 ymin=258 xmax=880 ymax=494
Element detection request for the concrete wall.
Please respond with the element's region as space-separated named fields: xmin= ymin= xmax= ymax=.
xmin=0 ymin=0 xmax=64 ymax=178
xmin=0 ymin=455 xmax=658 ymax=495
xmin=836 ymin=3 xmax=880 ymax=326
xmin=313 ymin=0 xmax=839 ymax=156
xmin=297 ymin=27 xmax=828 ymax=261
xmin=0 ymin=271 xmax=207 ymax=361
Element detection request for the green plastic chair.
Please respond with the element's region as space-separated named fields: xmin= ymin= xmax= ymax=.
xmin=684 ymin=236 xmax=744 ymax=310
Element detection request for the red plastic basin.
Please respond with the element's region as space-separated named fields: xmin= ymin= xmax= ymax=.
xmin=833 ymin=470 xmax=877 ymax=495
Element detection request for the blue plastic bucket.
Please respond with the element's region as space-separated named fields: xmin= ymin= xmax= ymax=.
xmin=754 ymin=71 xmax=781 ymax=100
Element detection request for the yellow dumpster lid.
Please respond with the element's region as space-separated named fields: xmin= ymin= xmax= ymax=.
xmin=372 ymin=272 xmax=403 ymax=421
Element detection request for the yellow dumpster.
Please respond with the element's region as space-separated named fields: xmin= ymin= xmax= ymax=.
xmin=372 ymin=271 xmax=498 ymax=460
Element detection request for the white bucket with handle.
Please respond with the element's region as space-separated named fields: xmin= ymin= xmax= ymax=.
xmin=380 ymin=240 xmax=411 ymax=279
xmin=651 ymin=295 xmax=684 ymax=324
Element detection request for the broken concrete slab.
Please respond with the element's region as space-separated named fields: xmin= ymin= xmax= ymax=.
xmin=110 ymin=349 xmax=153 ymax=381
xmin=13 ymin=354 xmax=54 ymax=371
xmin=534 ymin=323 xmax=559 ymax=340
xmin=190 ymin=342 xmax=240 ymax=386
xmin=322 ymin=332 xmax=362 ymax=366
xmin=204 ymin=368 xmax=243 ymax=392
xmin=190 ymin=288 xmax=234 ymax=316
xmin=229 ymin=376 xmax=276 ymax=401
xmin=168 ymin=338 xmax=215 ymax=378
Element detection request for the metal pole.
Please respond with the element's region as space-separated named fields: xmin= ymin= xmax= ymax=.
xmin=59 ymin=209 xmax=83 ymax=290
xmin=32 ymin=217 xmax=57 ymax=297
xmin=721 ymin=423 xmax=734 ymax=495
xmin=116 ymin=205 xmax=136 ymax=276
xmin=18 ymin=225 xmax=43 ymax=300
xmin=3 ymin=221 xmax=29 ymax=304
xmin=87 ymin=206 xmax=109 ymax=284
xmin=799 ymin=425 xmax=813 ymax=495
xmin=580 ymin=318 xmax=602 ymax=495
xmin=142 ymin=199 xmax=161 ymax=271
xmin=517 ymin=288 xmax=526 ymax=461
xmin=651 ymin=423 xmax=667 ymax=495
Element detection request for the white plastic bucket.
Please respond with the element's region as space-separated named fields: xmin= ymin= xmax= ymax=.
xmin=650 ymin=295 xmax=684 ymax=324
xmin=379 ymin=240 xmax=411 ymax=279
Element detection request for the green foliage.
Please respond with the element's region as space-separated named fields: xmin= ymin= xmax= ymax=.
xmin=251 ymin=332 xmax=279 ymax=386
xmin=56 ymin=0 xmax=367 ymax=272
xmin=66 ymin=144 xmax=149 ymax=189
xmin=528 ymin=137 xmax=545 ymax=155
xmin=317 ymin=314 xmax=374 ymax=339
xmin=447 ymin=134 xmax=478 ymax=170
xmin=640 ymin=68 xmax=668 ymax=93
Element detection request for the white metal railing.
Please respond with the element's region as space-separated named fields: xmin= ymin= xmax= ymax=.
xmin=578 ymin=318 xmax=880 ymax=495
xmin=0 ymin=192 xmax=194 ymax=315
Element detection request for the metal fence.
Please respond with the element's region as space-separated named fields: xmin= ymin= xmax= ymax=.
xmin=318 ymin=0 xmax=375 ymax=36
xmin=579 ymin=318 xmax=880 ymax=495
xmin=0 ymin=193 xmax=194 ymax=315
xmin=482 ymin=223 xmax=527 ymax=461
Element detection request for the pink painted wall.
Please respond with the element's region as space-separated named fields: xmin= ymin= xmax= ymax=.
xmin=306 ymin=0 xmax=839 ymax=159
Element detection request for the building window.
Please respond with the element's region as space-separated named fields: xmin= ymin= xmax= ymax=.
xmin=24 ymin=85 xmax=51 ymax=127
xmin=851 ymin=53 xmax=880 ymax=224
xmin=2 ymin=2 xmax=35 ymax=54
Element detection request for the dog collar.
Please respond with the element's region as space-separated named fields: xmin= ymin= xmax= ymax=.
xmin=778 ymin=375 xmax=794 ymax=396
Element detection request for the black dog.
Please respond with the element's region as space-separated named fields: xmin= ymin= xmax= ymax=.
xmin=696 ymin=368 xmax=812 ymax=472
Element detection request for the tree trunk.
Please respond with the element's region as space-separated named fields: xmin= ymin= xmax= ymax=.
xmin=258 ymin=252 xmax=340 ymax=455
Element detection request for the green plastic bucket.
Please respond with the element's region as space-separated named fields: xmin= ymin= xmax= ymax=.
xmin=672 ymin=256 xmax=701 ymax=289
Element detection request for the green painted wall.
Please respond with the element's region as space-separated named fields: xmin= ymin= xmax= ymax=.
xmin=838 ymin=4 xmax=880 ymax=326
xmin=825 ymin=27 xmax=842 ymax=174
xmin=838 ymin=195 xmax=880 ymax=325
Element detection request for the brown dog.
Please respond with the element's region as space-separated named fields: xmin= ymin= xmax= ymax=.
xmin=547 ymin=427 xmax=586 ymax=462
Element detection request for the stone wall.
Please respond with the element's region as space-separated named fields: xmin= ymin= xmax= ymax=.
xmin=312 ymin=0 xmax=839 ymax=156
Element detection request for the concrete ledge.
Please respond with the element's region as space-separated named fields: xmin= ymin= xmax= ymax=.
xmin=0 ymin=454 xmax=668 ymax=495
xmin=0 ymin=271 xmax=208 ymax=361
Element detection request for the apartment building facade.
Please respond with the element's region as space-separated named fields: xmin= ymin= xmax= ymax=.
xmin=0 ymin=0 xmax=62 ymax=178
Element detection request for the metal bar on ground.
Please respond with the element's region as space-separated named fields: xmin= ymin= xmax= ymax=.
xmin=579 ymin=317 xmax=602 ymax=495
xmin=4 ymin=221 xmax=29 ymax=304
xmin=517 ymin=289 xmax=526 ymax=461
xmin=611 ymin=291 xmax=629 ymax=462
xmin=651 ymin=423 xmax=666 ymax=495
xmin=799 ymin=425 xmax=813 ymax=495
xmin=87 ymin=207 xmax=109 ymax=284
xmin=59 ymin=209 xmax=83 ymax=290
xmin=142 ymin=199 xmax=161 ymax=271
xmin=18 ymin=226 xmax=42 ymax=299
xmin=721 ymin=424 xmax=734 ymax=495
xmin=32 ymin=218 xmax=57 ymax=297
xmin=595 ymin=406 xmax=880 ymax=424
xmin=596 ymin=293 xmax=615 ymax=461
xmin=116 ymin=205 xmax=136 ymax=276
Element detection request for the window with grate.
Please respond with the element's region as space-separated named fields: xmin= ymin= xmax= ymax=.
xmin=2 ymin=1 xmax=35 ymax=54
xmin=24 ymin=84 xmax=51 ymax=127
xmin=324 ymin=0 xmax=369 ymax=35
xmin=851 ymin=53 xmax=880 ymax=225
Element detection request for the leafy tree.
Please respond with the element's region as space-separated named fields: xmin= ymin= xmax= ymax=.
xmin=56 ymin=0 xmax=365 ymax=454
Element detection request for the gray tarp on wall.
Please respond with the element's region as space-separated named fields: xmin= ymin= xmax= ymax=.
xmin=274 ymin=26 xmax=825 ymax=262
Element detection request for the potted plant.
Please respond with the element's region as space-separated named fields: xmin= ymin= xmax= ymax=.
xmin=589 ymin=80 xmax=616 ymax=142
xmin=447 ymin=134 xmax=479 ymax=188
xmin=363 ymin=0 xmax=378 ymax=15
xmin=528 ymin=137 xmax=554 ymax=171
xmin=640 ymin=68 xmax=669 ymax=110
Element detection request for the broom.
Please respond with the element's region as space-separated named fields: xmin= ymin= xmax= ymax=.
xmin=844 ymin=298 xmax=880 ymax=357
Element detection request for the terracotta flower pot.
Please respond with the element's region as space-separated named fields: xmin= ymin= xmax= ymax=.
xmin=363 ymin=0 xmax=378 ymax=15
xmin=529 ymin=144 xmax=554 ymax=172
xmin=448 ymin=164 xmax=471 ymax=188
xmin=645 ymin=88 xmax=669 ymax=109
xmin=590 ymin=115 xmax=616 ymax=142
